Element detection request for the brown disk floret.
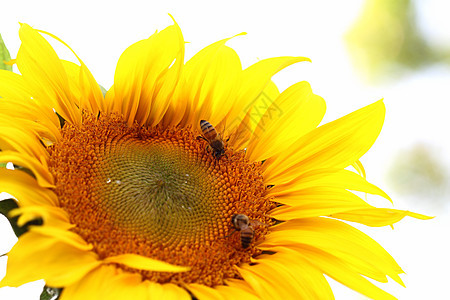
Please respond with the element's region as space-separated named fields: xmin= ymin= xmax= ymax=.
xmin=47 ymin=113 xmax=276 ymax=286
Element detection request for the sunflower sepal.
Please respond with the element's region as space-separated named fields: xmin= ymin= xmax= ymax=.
xmin=39 ymin=286 xmax=62 ymax=300
xmin=0 ymin=33 xmax=12 ymax=71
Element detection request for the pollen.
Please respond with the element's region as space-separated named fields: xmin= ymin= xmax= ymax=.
xmin=47 ymin=113 xmax=276 ymax=286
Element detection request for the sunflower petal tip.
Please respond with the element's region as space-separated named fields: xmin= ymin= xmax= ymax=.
xmin=168 ymin=13 xmax=179 ymax=25
xmin=396 ymin=275 xmax=406 ymax=288
xmin=417 ymin=213 xmax=435 ymax=220
xmin=377 ymin=98 xmax=386 ymax=107
xmin=295 ymin=56 xmax=311 ymax=64
xmin=18 ymin=23 xmax=31 ymax=31
xmin=233 ymin=32 xmax=247 ymax=38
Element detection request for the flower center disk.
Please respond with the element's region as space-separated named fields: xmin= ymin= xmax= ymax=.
xmin=98 ymin=134 xmax=217 ymax=246
xmin=48 ymin=114 xmax=275 ymax=286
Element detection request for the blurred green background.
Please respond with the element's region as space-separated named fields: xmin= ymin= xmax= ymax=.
xmin=347 ymin=0 xmax=450 ymax=82
xmin=346 ymin=0 xmax=450 ymax=211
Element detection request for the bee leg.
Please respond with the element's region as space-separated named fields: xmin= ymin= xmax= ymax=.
xmin=221 ymin=229 xmax=237 ymax=238
xmin=205 ymin=144 xmax=211 ymax=154
xmin=196 ymin=135 xmax=208 ymax=142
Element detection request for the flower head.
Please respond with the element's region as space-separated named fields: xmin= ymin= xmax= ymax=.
xmin=0 ymin=21 xmax=430 ymax=299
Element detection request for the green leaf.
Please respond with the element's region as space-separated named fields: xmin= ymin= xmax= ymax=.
xmin=0 ymin=198 xmax=42 ymax=237
xmin=0 ymin=33 xmax=12 ymax=71
xmin=40 ymin=286 xmax=62 ymax=300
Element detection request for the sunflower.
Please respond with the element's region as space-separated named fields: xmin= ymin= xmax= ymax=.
xmin=0 ymin=21 xmax=430 ymax=300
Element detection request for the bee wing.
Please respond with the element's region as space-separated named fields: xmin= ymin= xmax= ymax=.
xmin=227 ymin=109 xmax=253 ymax=149
xmin=249 ymin=220 xmax=269 ymax=227
xmin=215 ymin=119 xmax=227 ymax=139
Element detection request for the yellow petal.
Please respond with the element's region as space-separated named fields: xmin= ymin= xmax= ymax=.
xmin=159 ymin=82 xmax=189 ymax=129
xmin=226 ymin=80 xmax=280 ymax=150
xmin=0 ymin=98 xmax=61 ymax=143
xmin=60 ymin=265 xmax=148 ymax=300
xmin=352 ymin=159 xmax=366 ymax=178
xmin=227 ymin=108 xmax=253 ymax=150
xmin=275 ymin=246 xmax=398 ymax=300
xmin=180 ymin=36 xmax=243 ymax=128
xmin=104 ymin=85 xmax=116 ymax=113
xmin=0 ymin=70 xmax=32 ymax=99
xmin=111 ymin=23 xmax=184 ymax=127
xmin=247 ymin=251 xmax=334 ymax=300
xmin=103 ymin=253 xmax=190 ymax=272
xmin=261 ymin=218 xmax=404 ymax=286
xmin=263 ymin=100 xmax=385 ymax=184
xmin=186 ymin=283 xmax=226 ymax=300
xmin=188 ymin=282 xmax=261 ymax=300
xmin=234 ymin=266 xmax=281 ymax=300
xmin=331 ymin=207 xmax=433 ymax=227
xmin=236 ymin=250 xmax=334 ymax=300
xmin=0 ymin=168 xmax=58 ymax=206
xmin=0 ymin=122 xmax=48 ymax=162
xmin=270 ymin=168 xmax=392 ymax=203
xmin=227 ymin=56 xmax=311 ymax=132
xmin=269 ymin=188 xmax=369 ymax=219
xmin=36 ymin=29 xmax=103 ymax=116
xmin=9 ymin=206 xmax=71 ymax=229
xmin=0 ymin=112 xmax=59 ymax=149
xmin=0 ymin=151 xmax=54 ymax=188
xmin=215 ymin=282 xmax=260 ymax=300
xmin=0 ymin=230 xmax=99 ymax=288
xmin=146 ymin=282 xmax=191 ymax=300
xmin=224 ymin=279 xmax=260 ymax=297
xmin=62 ymin=265 xmax=190 ymax=300
xmin=28 ymin=225 xmax=91 ymax=251
xmin=78 ymin=63 xmax=103 ymax=115
xmin=246 ymin=81 xmax=326 ymax=162
xmin=59 ymin=60 xmax=86 ymax=108
xmin=17 ymin=24 xmax=81 ymax=125
xmin=144 ymin=21 xmax=185 ymax=128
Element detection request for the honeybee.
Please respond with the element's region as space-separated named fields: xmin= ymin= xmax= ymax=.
xmin=199 ymin=120 xmax=226 ymax=159
xmin=231 ymin=214 xmax=255 ymax=249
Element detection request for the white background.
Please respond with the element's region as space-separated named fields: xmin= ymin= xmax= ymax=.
xmin=1 ymin=0 xmax=449 ymax=299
